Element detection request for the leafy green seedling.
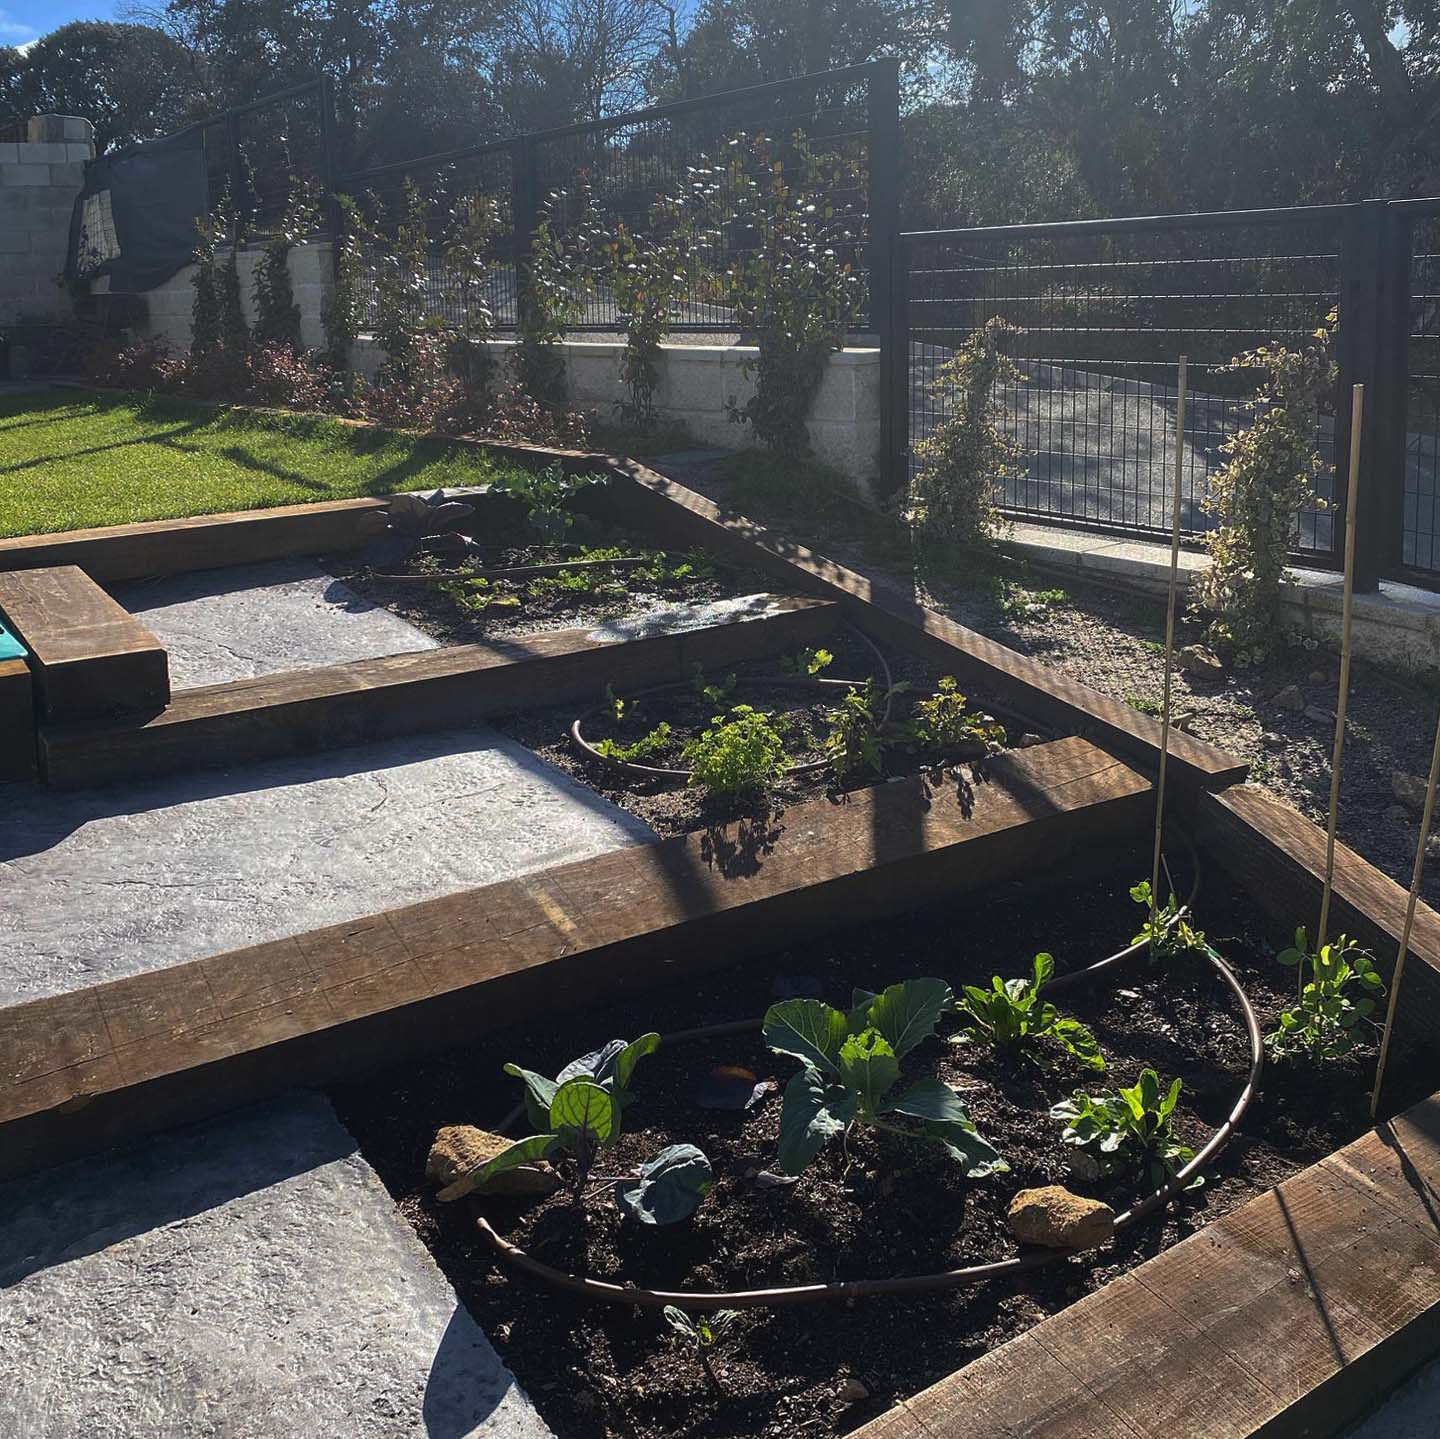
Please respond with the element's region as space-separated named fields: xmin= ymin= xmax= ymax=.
xmin=1266 ymin=928 xmax=1385 ymax=1061
xmin=824 ymin=680 xmax=900 ymax=783
xmin=1129 ymin=881 xmax=1208 ymax=958
xmin=616 ymin=1144 xmax=713 ymax=1225
xmin=683 ymin=705 xmax=789 ymax=796
xmin=1051 ymin=1067 xmax=1198 ymax=1189
xmin=595 ymin=722 xmax=673 ymax=763
xmin=781 ymin=646 xmax=834 ymax=677
xmin=504 ymin=1033 xmax=660 ymax=1131
xmin=763 ymin=979 xmax=1008 ymax=1178
xmin=690 ymin=663 xmax=737 ymax=706
xmin=663 ymin=1306 xmax=738 ymax=1393
xmin=951 ymin=952 xmax=1104 ymax=1070
xmin=492 ymin=459 xmax=607 ymax=542
xmin=910 ymin=676 xmax=1006 ymax=760
xmin=603 ymin=684 xmax=631 ymax=724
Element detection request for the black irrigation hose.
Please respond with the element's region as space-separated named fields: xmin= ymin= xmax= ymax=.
xmin=569 ymin=624 xmax=896 ymax=781
xmin=475 ymin=831 xmax=1265 ymax=1309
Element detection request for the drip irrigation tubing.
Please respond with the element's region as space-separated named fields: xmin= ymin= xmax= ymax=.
xmin=569 ymin=624 xmax=897 ymax=780
xmin=475 ymin=829 xmax=1264 ymax=1310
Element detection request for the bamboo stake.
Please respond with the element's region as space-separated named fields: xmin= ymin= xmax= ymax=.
xmin=1316 ymin=383 xmax=1365 ymax=952
xmin=1370 ymin=705 xmax=1440 ymax=1118
xmin=1149 ymin=355 xmax=1187 ymax=943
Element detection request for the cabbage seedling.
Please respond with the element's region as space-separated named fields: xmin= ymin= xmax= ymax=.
xmin=763 ymin=979 xmax=1007 ymax=1177
xmin=663 ymin=1306 xmax=738 ymax=1393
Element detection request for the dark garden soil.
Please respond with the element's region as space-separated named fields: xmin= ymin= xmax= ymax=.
xmin=328 ymin=518 xmax=782 ymax=646
xmin=497 ymin=626 xmax=1049 ymax=837
xmin=331 ymin=856 xmax=1425 ymax=1439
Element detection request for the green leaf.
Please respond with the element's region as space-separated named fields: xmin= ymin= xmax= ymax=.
xmin=503 ymin=1062 xmax=558 ymax=1132
xmin=846 ymin=988 xmax=879 ymax=1032
xmin=922 ymin=1109 xmax=1009 ymax=1177
xmin=1158 ymin=1076 xmax=1183 ymax=1122
xmin=550 ymin=1077 xmax=616 ymax=1144
xmin=1051 ymin=1015 xmax=1106 ymax=1070
xmin=884 ymin=1076 xmax=971 ymax=1123
xmin=763 ymin=998 xmax=849 ymax=1076
xmin=438 ymin=1132 xmax=558 ymax=1203
xmin=615 ymin=1144 xmax=713 ymax=1225
xmin=865 ymin=978 xmax=954 ymax=1058
xmin=837 ymin=1029 xmax=899 ymax=1113
xmin=613 ymin=1032 xmax=661 ymax=1094
xmin=1031 ymin=952 xmax=1055 ymax=991
xmin=777 ymin=1068 xmax=857 ymax=1174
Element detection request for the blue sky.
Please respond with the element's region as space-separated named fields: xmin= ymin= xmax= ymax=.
xmin=3 ymin=0 xmax=120 ymax=47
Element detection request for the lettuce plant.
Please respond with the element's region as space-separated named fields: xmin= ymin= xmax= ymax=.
xmin=951 ymin=952 xmax=1104 ymax=1071
xmin=763 ymin=979 xmax=1008 ymax=1178
xmin=1051 ymin=1067 xmax=1198 ymax=1189
xmin=1266 ymin=928 xmax=1385 ymax=1061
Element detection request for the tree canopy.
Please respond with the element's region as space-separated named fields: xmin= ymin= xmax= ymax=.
xmin=3 ymin=0 xmax=1439 ymax=218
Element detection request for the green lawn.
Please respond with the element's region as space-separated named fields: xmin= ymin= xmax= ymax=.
xmin=0 ymin=389 xmax=518 ymax=538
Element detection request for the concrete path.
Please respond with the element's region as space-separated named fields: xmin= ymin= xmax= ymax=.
xmin=0 ymin=726 xmax=655 ymax=1006
xmin=1345 ymin=1355 xmax=1440 ymax=1436
xmin=1 ymin=564 xmax=656 ymax=1007
xmin=116 ymin=559 xmax=438 ymax=690
xmin=0 ymin=1091 xmax=553 ymax=1439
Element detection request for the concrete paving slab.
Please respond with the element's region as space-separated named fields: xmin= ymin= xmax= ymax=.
xmin=1345 ymin=1354 xmax=1440 ymax=1437
xmin=115 ymin=559 xmax=439 ymax=689
xmin=0 ymin=1091 xmax=553 ymax=1439
xmin=0 ymin=726 xmax=655 ymax=1006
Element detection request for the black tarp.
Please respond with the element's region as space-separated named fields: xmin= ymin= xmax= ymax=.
xmin=67 ymin=127 xmax=207 ymax=292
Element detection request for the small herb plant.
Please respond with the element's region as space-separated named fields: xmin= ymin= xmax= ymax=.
xmin=1051 ymin=1068 xmax=1199 ymax=1189
xmin=493 ymin=460 xmax=607 ymax=542
xmin=824 ymin=681 xmax=895 ymax=783
xmin=595 ymin=723 xmax=672 ymax=763
xmin=1129 ymin=881 xmax=1208 ymax=957
xmin=764 ymin=980 xmax=1008 ymax=1177
xmin=663 ymin=1306 xmax=738 ymax=1394
xmin=682 ymin=705 xmax=789 ymax=797
xmin=780 ymin=646 xmax=834 ymax=677
xmin=440 ymin=577 xmax=522 ymax=613
xmin=691 ymin=665 xmax=738 ymax=706
xmin=911 ymin=677 xmax=1006 ymax=760
xmin=1266 ymin=928 xmax=1385 ymax=1062
xmin=951 ymin=952 xmax=1105 ymax=1071
xmin=603 ymin=685 xmax=632 ymax=724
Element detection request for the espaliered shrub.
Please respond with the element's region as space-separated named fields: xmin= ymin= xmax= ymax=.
xmin=253 ymin=180 xmax=319 ymax=352
xmin=323 ymin=193 xmax=367 ymax=371
xmin=911 ymin=316 xmax=1022 ymax=547
xmin=1193 ymin=312 xmax=1336 ymax=663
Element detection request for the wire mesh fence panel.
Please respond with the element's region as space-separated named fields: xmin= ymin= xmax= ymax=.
xmin=203 ymin=83 xmax=331 ymax=239
xmin=903 ymin=211 xmax=1345 ymax=558
xmin=344 ymin=142 xmax=519 ymax=334
xmin=1404 ymin=205 xmax=1440 ymax=577
xmin=529 ymin=67 xmax=877 ymax=334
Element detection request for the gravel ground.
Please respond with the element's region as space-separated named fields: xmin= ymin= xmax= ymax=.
xmin=661 ymin=455 xmax=1440 ymax=912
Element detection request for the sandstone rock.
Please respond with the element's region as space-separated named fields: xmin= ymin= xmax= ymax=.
xmin=1272 ymin=684 xmax=1305 ymax=713
xmin=428 ymin=1125 xmax=559 ymax=1201
xmin=1394 ymin=770 xmax=1429 ymax=814
xmin=1008 ymin=1185 xmax=1115 ymax=1251
xmin=1178 ymin=645 xmax=1225 ymax=680
xmin=836 ymin=1378 xmax=870 ymax=1405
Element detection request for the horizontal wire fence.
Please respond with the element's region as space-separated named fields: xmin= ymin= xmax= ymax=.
xmin=339 ymin=63 xmax=887 ymax=336
xmin=901 ymin=210 xmax=1345 ymax=559
xmin=1403 ymin=201 xmax=1440 ymax=577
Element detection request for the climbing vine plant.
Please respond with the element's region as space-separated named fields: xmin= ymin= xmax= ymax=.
xmin=190 ymin=194 xmax=248 ymax=354
xmin=323 ymin=193 xmax=367 ymax=371
xmin=1192 ymin=311 xmax=1337 ymax=663
xmin=252 ymin=180 xmax=319 ymax=352
xmin=911 ymin=317 xmax=1024 ymax=547
xmin=518 ymin=178 xmax=598 ymax=407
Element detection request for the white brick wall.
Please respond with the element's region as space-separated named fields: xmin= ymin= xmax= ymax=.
xmin=0 ymin=116 xmax=94 ymax=326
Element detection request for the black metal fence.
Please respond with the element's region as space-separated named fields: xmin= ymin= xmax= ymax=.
xmin=337 ymin=61 xmax=898 ymax=340
xmin=893 ymin=199 xmax=1440 ymax=592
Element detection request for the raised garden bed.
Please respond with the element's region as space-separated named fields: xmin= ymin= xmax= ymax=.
xmin=332 ymin=851 xmax=1427 ymax=1439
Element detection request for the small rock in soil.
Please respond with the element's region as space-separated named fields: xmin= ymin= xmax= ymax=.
xmin=836 ymin=1378 xmax=870 ymax=1405
xmin=1272 ymin=684 xmax=1306 ymax=713
xmin=1308 ymin=669 xmax=1329 ymax=684
xmin=428 ymin=1124 xmax=559 ymax=1200
xmin=1008 ymin=1185 xmax=1116 ymax=1251
xmin=1016 ymin=733 xmax=1046 ymax=748
xmin=1178 ymin=644 xmax=1225 ymax=680
xmin=1303 ymin=704 xmax=1333 ymax=725
xmin=1394 ymin=770 xmax=1429 ymax=814
xmin=1427 ymin=833 xmax=1440 ymax=861
xmin=1066 ymin=1151 xmax=1104 ymax=1183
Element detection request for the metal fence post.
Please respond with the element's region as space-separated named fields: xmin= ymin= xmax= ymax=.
xmin=1336 ymin=198 xmax=1405 ymax=590
xmin=316 ymin=74 xmax=342 ymax=282
xmin=868 ymin=57 xmax=902 ymax=496
xmin=1375 ymin=204 xmax=1413 ymax=578
xmin=512 ymin=136 xmax=539 ymax=333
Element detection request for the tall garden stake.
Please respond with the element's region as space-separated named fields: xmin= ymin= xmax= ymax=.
xmin=1370 ymin=705 xmax=1440 ymax=1118
xmin=1149 ymin=356 xmax=1187 ymax=944
xmin=1316 ymin=383 xmax=1365 ymax=955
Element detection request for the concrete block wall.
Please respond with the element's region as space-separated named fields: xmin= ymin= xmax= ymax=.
xmin=115 ymin=238 xmax=333 ymax=354
xmin=352 ymin=334 xmax=883 ymax=493
xmin=0 ymin=115 xmax=94 ymax=324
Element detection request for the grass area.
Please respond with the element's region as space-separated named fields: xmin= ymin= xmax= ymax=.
xmin=0 ymin=389 xmax=518 ymax=538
